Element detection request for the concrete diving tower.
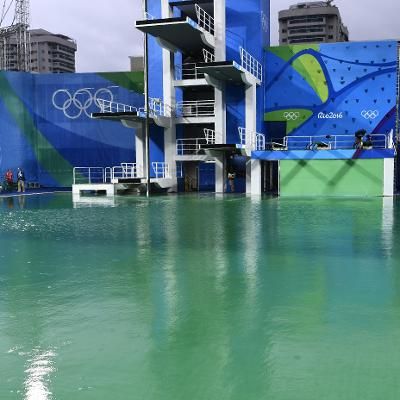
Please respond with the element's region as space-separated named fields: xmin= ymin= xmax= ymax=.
xmin=136 ymin=15 xmax=215 ymax=55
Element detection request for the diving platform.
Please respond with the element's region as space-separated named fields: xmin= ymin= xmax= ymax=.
xmin=197 ymin=61 xmax=261 ymax=87
xmin=91 ymin=98 xmax=172 ymax=129
xmin=135 ymin=16 xmax=215 ymax=55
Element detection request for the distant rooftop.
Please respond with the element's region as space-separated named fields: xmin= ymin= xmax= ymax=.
xmin=289 ymin=1 xmax=334 ymax=10
xmin=29 ymin=28 xmax=76 ymax=43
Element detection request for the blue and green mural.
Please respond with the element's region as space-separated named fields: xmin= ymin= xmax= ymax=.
xmin=264 ymin=40 xmax=398 ymax=138
xmin=0 ymin=71 xmax=144 ymax=187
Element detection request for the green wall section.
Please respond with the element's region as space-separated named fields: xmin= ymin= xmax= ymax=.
xmin=265 ymin=109 xmax=313 ymax=134
xmin=98 ymin=71 xmax=144 ymax=94
xmin=280 ymin=159 xmax=384 ymax=197
xmin=0 ymin=73 xmax=74 ymax=186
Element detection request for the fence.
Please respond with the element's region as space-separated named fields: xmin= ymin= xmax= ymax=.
xmin=238 ymin=127 xmax=266 ymax=151
xmin=152 ymin=162 xmax=171 ymax=178
xmin=175 ymin=100 xmax=215 ymax=117
xmin=175 ymin=63 xmax=205 ymax=80
xmin=195 ymin=4 xmax=214 ymax=35
xmin=240 ymin=47 xmax=263 ymax=82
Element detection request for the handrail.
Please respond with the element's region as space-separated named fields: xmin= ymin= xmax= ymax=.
xmin=143 ymin=11 xmax=155 ymax=20
xmin=175 ymin=63 xmax=205 ymax=80
xmin=96 ymin=99 xmax=139 ymax=114
xmin=152 ymin=162 xmax=171 ymax=179
xmin=240 ymin=47 xmax=263 ymax=82
xmin=112 ymin=163 xmax=142 ymax=180
xmin=73 ymin=167 xmax=107 ymax=184
xmin=175 ymin=100 xmax=215 ymax=117
xmin=204 ymin=128 xmax=216 ymax=144
xmin=73 ymin=164 xmax=143 ymax=185
xmin=202 ymin=48 xmax=215 ymax=63
xmin=238 ymin=127 xmax=265 ymax=151
xmin=282 ymin=134 xmax=389 ymax=150
xmin=148 ymin=97 xmax=172 ymax=118
xmin=176 ymin=138 xmax=208 ymax=155
xmin=195 ymin=4 xmax=214 ymax=35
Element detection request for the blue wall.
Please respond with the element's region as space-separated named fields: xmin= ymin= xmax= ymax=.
xmin=0 ymin=71 xmax=144 ymax=187
xmin=265 ymin=40 xmax=398 ymax=139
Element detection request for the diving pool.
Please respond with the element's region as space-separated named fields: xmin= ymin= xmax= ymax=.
xmin=0 ymin=193 xmax=399 ymax=399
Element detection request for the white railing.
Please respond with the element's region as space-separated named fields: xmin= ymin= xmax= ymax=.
xmin=282 ymin=134 xmax=389 ymax=150
xmin=97 ymin=99 xmax=141 ymax=114
xmin=143 ymin=11 xmax=155 ymax=20
xmin=73 ymin=164 xmax=144 ymax=185
xmin=195 ymin=4 xmax=214 ymax=35
xmin=148 ymin=97 xmax=172 ymax=117
xmin=240 ymin=47 xmax=263 ymax=82
xmin=175 ymin=100 xmax=215 ymax=118
xmin=175 ymin=63 xmax=205 ymax=80
xmin=112 ymin=163 xmax=143 ymax=181
xmin=238 ymin=127 xmax=266 ymax=151
xmin=176 ymin=138 xmax=209 ymax=155
xmin=204 ymin=128 xmax=216 ymax=144
xmin=73 ymin=167 xmax=108 ymax=184
xmin=152 ymin=162 xmax=171 ymax=179
xmin=202 ymin=48 xmax=215 ymax=63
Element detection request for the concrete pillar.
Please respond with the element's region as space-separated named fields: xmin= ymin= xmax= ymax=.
xmin=384 ymin=158 xmax=395 ymax=196
xmin=135 ymin=122 xmax=146 ymax=176
xmin=215 ymin=156 xmax=225 ymax=193
xmin=214 ymin=0 xmax=226 ymax=188
xmin=250 ymin=159 xmax=262 ymax=195
xmin=245 ymin=83 xmax=257 ymax=139
xmin=162 ymin=0 xmax=177 ymax=191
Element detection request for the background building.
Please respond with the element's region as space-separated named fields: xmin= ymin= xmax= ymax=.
xmin=30 ymin=29 xmax=77 ymax=73
xmin=279 ymin=1 xmax=349 ymax=45
xmin=129 ymin=56 xmax=144 ymax=72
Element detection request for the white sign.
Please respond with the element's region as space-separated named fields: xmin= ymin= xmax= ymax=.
xmin=317 ymin=112 xmax=344 ymax=119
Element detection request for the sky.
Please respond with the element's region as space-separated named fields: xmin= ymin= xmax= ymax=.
xmin=6 ymin=0 xmax=399 ymax=72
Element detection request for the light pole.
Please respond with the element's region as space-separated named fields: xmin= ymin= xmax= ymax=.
xmin=143 ymin=0 xmax=151 ymax=197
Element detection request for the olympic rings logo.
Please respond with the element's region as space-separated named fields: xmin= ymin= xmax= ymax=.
xmin=283 ymin=112 xmax=300 ymax=121
xmin=361 ymin=110 xmax=379 ymax=120
xmin=52 ymin=88 xmax=114 ymax=119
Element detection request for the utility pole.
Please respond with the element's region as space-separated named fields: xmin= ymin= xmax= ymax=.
xmin=143 ymin=0 xmax=151 ymax=197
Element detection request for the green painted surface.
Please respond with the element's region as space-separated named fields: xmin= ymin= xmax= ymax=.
xmin=98 ymin=71 xmax=144 ymax=94
xmin=292 ymin=54 xmax=328 ymax=102
xmin=268 ymin=44 xmax=320 ymax=62
xmin=264 ymin=109 xmax=313 ymax=134
xmin=1 ymin=193 xmax=400 ymax=399
xmin=280 ymin=159 xmax=384 ymax=197
xmin=0 ymin=73 xmax=74 ymax=186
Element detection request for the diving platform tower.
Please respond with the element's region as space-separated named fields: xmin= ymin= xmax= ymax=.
xmin=134 ymin=0 xmax=270 ymax=193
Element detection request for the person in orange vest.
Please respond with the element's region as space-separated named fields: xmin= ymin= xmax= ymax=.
xmin=5 ymin=169 xmax=13 ymax=191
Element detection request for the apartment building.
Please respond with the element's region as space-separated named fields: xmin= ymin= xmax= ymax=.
xmin=279 ymin=1 xmax=349 ymax=45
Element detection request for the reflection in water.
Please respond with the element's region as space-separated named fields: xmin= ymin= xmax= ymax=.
xmin=382 ymin=197 xmax=394 ymax=258
xmin=24 ymin=349 xmax=56 ymax=400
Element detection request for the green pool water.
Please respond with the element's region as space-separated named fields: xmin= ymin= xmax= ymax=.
xmin=1 ymin=193 xmax=400 ymax=399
